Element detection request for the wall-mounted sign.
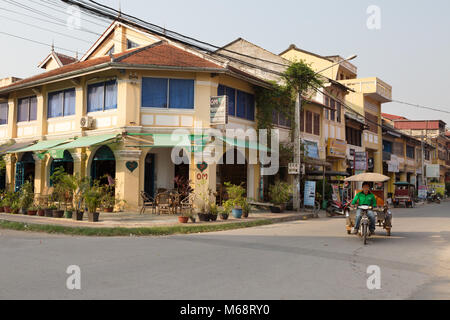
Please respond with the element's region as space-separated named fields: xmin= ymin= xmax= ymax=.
xmin=327 ymin=139 xmax=347 ymax=158
xmin=426 ymin=164 xmax=440 ymax=178
xmin=288 ymin=163 xmax=300 ymax=175
xmin=388 ymin=155 xmax=399 ymax=173
xmin=354 ymin=152 xmax=368 ymax=171
xmin=210 ymin=96 xmax=228 ymax=125
xmin=126 ymin=161 xmax=138 ymax=173
xmin=304 ymin=140 xmax=319 ymax=159
xmin=304 ymin=181 xmax=316 ymax=207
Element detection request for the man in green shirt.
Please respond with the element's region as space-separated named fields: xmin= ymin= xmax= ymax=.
xmin=351 ymin=182 xmax=377 ymax=235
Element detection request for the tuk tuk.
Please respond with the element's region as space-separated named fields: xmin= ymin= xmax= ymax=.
xmin=344 ymin=173 xmax=393 ymax=237
xmin=393 ymin=182 xmax=415 ymax=208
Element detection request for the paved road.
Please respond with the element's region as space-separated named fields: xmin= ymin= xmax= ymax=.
xmin=1 ymin=202 xmax=449 ymax=300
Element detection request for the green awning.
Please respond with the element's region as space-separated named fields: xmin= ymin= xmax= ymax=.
xmin=125 ymin=133 xmax=208 ymax=152
xmin=10 ymin=139 xmax=69 ymax=154
xmin=47 ymin=134 xmax=119 ymax=159
xmin=218 ymin=136 xmax=270 ymax=152
xmin=0 ymin=141 xmax=35 ymax=155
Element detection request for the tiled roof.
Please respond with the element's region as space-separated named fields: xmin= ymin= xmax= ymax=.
xmin=381 ymin=113 xmax=407 ymax=121
xmin=55 ymin=53 xmax=78 ymax=66
xmin=0 ymin=43 xmax=226 ymax=92
xmin=116 ymin=42 xmax=224 ymax=69
xmin=394 ymin=120 xmax=442 ymax=130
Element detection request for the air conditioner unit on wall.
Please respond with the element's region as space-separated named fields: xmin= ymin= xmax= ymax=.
xmin=80 ymin=116 xmax=95 ymax=130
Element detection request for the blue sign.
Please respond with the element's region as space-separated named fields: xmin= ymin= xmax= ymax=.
xmin=304 ymin=181 xmax=316 ymax=207
xmin=304 ymin=140 xmax=319 ymax=159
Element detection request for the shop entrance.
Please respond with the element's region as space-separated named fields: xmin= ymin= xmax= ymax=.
xmin=91 ymin=146 xmax=116 ymax=185
xmin=15 ymin=152 xmax=35 ymax=191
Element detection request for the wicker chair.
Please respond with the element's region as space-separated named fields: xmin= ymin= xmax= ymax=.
xmin=180 ymin=193 xmax=195 ymax=216
xmin=156 ymin=192 xmax=172 ymax=215
xmin=140 ymin=191 xmax=156 ymax=215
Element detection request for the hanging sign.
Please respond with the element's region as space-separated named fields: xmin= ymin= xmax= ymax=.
xmin=210 ymin=96 xmax=228 ymax=125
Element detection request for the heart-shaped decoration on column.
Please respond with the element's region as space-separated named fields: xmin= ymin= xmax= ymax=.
xmin=126 ymin=161 xmax=138 ymax=173
xmin=197 ymin=162 xmax=208 ymax=173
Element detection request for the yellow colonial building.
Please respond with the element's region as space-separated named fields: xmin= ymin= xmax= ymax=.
xmin=0 ymin=21 xmax=270 ymax=210
xmin=280 ymin=45 xmax=393 ymax=176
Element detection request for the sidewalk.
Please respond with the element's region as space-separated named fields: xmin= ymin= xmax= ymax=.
xmin=0 ymin=210 xmax=317 ymax=230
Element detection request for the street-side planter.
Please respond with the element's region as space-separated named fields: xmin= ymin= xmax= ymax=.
xmin=198 ymin=213 xmax=210 ymax=222
xmin=103 ymin=207 xmax=114 ymax=213
xmin=88 ymin=212 xmax=100 ymax=223
xmin=27 ymin=208 xmax=38 ymax=216
xmin=20 ymin=208 xmax=28 ymax=215
xmin=209 ymin=204 xmax=219 ymax=222
xmin=0 ymin=206 xmax=4 ymax=213
xmin=4 ymin=207 xmax=11 ymax=213
xmin=73 ymin=211 xmax=84 ymax=221
xmin=53 ymin=210 xmax=64 ymax=219
xmin=64 ymin=211 xmax=73 ymax=219
xmin=178 ymin=216 xmax=189 ymax=224
xmin=37 ymin=209 xmax=45 ymax=217
xmin=269 ymin=182 xmax=292 ymax=214
xmin=232 ymin=208 xmax=243 ymax=219
xmin=220 ymin=212 xmax=229 ymax=220
xmin=45 ymin=208 xmax=55 ymax=217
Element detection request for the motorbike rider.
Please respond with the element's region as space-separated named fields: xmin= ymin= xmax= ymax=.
xmin=351 ymin=182 xmax=377 ymax=235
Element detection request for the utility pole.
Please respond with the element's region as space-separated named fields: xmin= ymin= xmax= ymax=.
xmin=293 ymin=93 xmax=302 ymax=211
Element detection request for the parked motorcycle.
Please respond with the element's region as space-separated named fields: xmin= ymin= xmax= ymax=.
xmin=326 ymin=199 xmax=351 ymax=217
xmin=427 ymin=189 xmax=441 ymax=204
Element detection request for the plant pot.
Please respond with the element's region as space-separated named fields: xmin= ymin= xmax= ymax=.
xmin=53 ymin=210 xmax=64 ymax=218
xmin=232 ymin=208 xmax=243 ymax=219
xmin=178 ymin=216 xmax=189 ymax=224
xmin=64 ymin=211 xmax=73 ymax=219
xmin=88 ymin=212 xmax=99 ymax=222
xmin=37 ymin=209 xmax=45 ymax=217
xmin=242 ymin=211 xmax=249 ymax=219
xmin=27 ymin=210 xmax=37 ymax=216
xmin=0 ymin=206 xmax=4 ymax=213
xmin=20 ymin=208 xmax=28 ymax=215
xmin=198 ymin=213 xmax=209 ymax=222
xmin=4 ymin=207 xmax=11 ymax=213
xmin=45 ymin=209 xmax=54 ymax=217
xmin=189 ymin=216 xmax=196 ymax=223
xmin=210 ymin=214 xmax=218 ymax=222
xmin=11 ymin=209 xmax=19 ymax=214
xmin=270 ymin=206 xmax=283 ymax=213
xmin=220 ymin=213 xmax=229 ymax=220
xmin=73 ymin=211 xmax=84 ymax=221
xmin=103 ymin=207 xmax=114 ymax=213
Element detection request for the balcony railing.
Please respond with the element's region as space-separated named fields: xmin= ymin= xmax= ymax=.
xmin=339 ymin=77 xmax=392 ymax=103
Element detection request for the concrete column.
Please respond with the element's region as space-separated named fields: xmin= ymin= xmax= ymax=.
xmin=71 ymin=149 xmax=87 ymax=179
xmin=114 ymin=149 xmax=142 ymax=211
xmin=7 ymin=97 xmax=17 ymax=139
xmin=32 ymin=154 xmax=46 ymax=196
xmin=4 ymin=154 xmax=16 ymax=192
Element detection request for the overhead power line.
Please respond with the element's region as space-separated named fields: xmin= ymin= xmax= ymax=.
xmin=391 ymin=100 xmax=450 ymax=115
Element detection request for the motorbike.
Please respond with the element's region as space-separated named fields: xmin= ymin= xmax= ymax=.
xmin=326 ymin=199 xmax=351 ymax=217
xmin=358 ymin=205 xmax=373 ymax=245
xmin=427 ymin=189 xmax=441 ymax=204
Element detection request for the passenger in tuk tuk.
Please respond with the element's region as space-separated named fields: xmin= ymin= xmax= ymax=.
xmin=351 ymin=182 xmax=377 ymax=235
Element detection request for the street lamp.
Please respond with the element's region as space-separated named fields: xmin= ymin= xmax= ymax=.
xmin=293 ymin=54 xmax=357 ymax=212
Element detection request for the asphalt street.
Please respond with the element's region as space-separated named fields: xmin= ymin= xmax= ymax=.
xmin=0 ymin=202 xmax=449 ymax=300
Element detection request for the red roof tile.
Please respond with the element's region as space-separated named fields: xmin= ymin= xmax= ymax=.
xmin=0 ymin=43 xmax=225 ymax=92
xmin=394 ymin=120 xmax=442 ymax=130
xmin=116 ymin=42 xmax=223 ymax=69
xmin=55 ymin=53 xmax=78 ymax=66
xmin=381 ymin=113 xmax=407 ymax=121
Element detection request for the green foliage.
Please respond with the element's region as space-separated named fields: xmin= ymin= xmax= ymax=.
xmin=18 ymin=180 xmax=34 ymax=210
xmin=3 ymin=191 xmax=19 ymax=208
xmin=315 ymin=179 xmax=333 ymax=201
xmin=223 ymin=182 xmax=246 ymax=212
xmin=84 ymin=181 xmax=103 ymax=214
xmin=269 ymin=181 xmax=293 ymax=205
xmin=446 ymin=183 xmax=450 ymax=196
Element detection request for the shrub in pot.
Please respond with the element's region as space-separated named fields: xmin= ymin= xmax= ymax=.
xmin=37 ymin=205 xmax=45 ymax=217
xmin=18 ymin=180 xmax=34 ymax=215
xmin=84 ymin=182 xmax=102 ymax=223
xmin=3 ymin=191 xmax=17 ymax=213
xmin=209 ymin=204 xmax=218 ymax=222
xmin=45 ymin=205 xmax=56 ymax=217
xmin=100 ymin=186 xmax=115 ymax=213
xmin=27 ymin=206 xmax=38 ymax=216
xmin=241 ymin=199 xmax=252 ymax=219
xmin=223 ymin=182 xmax=246 ymax=219
xmin=269 ymin=181 xmax=293 ymax=213
xmin=11 ymin=202 xmax=19 ymax=214
xmin=64 ymin=210 xmax=73 ymax=219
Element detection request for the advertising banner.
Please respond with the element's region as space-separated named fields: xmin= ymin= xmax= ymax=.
xmin=304 ymin=181 xmax=316 ymax=207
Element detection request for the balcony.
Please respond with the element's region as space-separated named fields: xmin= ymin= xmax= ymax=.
xmin=339 ymin=77 xmax=392 ymax=103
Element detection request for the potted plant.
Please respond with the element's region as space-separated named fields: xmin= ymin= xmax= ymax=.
xmin=3 ymin=191 xmax=17 ymax=213
xmin=269 ymin=181 xmax=293 ymax=213
xmin=209 ymin=204 xmax=218 ymax=222
xmin=219 ymin=208 xmax=229 ymax=221
xmin=84 ymin=181 xmax=102 ymax=222
xmin=45 ymin=205 xmax=56 ymax=217
xmin=100 ymin=188 xmax=115 ymax=213
xmin=18 ymin=180 xmax=34 ymax=215
xmin=11 ymin=201 xmax=19 ymax=214
xmin=37 ymin=204 xmax=45 ymax=217
xmin=64 ymin=207 xmax=73 ymax=219
xmin=242 ymin=198 xmax=252 ymax=219
xmin=189 ymin=213 xmax=196 ymax=223
xmin=178 ymin=211 xmax=190 ymax=224
xmin=197 ymin=180 xmax=216 ymax=222
xmin=27 ymin=205 xmax=38 ymax=216
xmin=50 ymin=167 xmax=67 ymax=218
xmin=223 ymin=182 xmax=246 ymax=219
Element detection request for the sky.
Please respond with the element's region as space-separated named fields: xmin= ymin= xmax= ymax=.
xmin=0 ymin=0 xmax=449 ymax=125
